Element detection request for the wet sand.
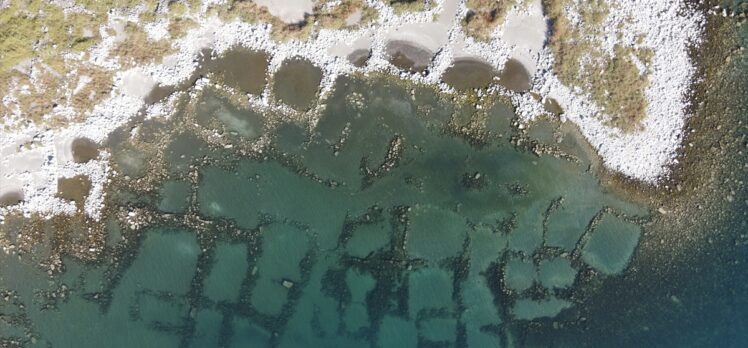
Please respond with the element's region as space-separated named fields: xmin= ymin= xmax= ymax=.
xmin=347 ymin=49 xmax=372 ymax=68
xmin=71 ymin=138 xmax=100 ymax=163
xmin=0 ymin=191 xmax=23 ymax=207
xmin=57 ymin=175 xmax=92 ymax=209
xmin=497 ymin=58 xmax=531 ymax=92
xmin=385 ymin=40 xmax=434 ymax=73
xmin=442 ymin=58 xmax=497 ymax=90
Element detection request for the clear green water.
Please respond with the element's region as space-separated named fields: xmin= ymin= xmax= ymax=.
xmin=0 ymin=75 xmax=653 ymax=347
xmin=4 ymin=10 xmax=748 ymax=346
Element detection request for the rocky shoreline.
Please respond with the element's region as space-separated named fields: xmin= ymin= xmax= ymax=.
xmin=0 ymin=0 xmax=706 ymax=220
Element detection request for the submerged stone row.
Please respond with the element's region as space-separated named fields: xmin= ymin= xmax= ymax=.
xmin=0 ymin=74 xmax=643 ymax=347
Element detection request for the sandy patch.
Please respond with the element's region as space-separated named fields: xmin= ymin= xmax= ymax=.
xmin=253 ymin=0 xmax=314 ymax=24
xmin=385 ymin=22 xmax=451 ymax=53
xmin=501 ymin=0 xmax=546 ymax=76
xmin=328 ymin=32 xmax=373 ymax=59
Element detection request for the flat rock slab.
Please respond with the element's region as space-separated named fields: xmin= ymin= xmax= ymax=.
xmin=582 ymin=214 xmax=641 ymax=275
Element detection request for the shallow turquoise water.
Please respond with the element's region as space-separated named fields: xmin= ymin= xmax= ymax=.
xmin=0 ymin=76 xmax=653 ymax=347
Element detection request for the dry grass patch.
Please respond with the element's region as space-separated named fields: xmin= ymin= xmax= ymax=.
xmin=544 ymin=0 xmax=653 ymax=131
xmin=0 ymin=1 xmax=177 ymax=130
xmin=110 ymin=22 xmax=176 ymax=67
xmin=315 ymin=0 xmax=379 ymax=29
xmin=463 ymin=0 xmax=529 ymax=41
xmin=1 ymin=59 xmax=113 ymax=129
xmin=70 ymin=67 xmax=114 ymax=117
xmin=168 ymin=16 xmax=198 ymax=38
xmin=12 ymin=67 xmax=64 ymax=126
xmin=0 ymin=1 xmax=107 ymax=73
xmin=588 ymin=45 xmax=651 ymax=130
xmin=390 ymin=0 xmax=435 ymax=14
xmin=217 ymin=0 xmax=379 ymax=41
xmin=214 ymin=0 xmax=315 ymax=41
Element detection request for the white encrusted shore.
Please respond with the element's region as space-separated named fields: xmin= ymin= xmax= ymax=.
xmin=0 ymin=0 xmax=704 ymax=221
